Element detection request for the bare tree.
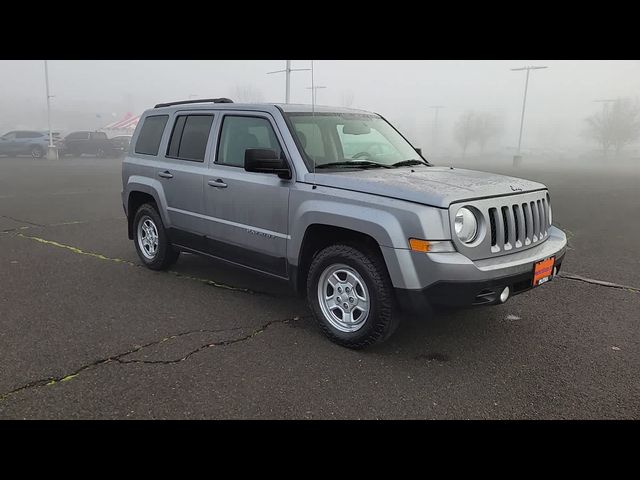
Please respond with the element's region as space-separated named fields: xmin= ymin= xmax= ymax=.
xmin=454 ymin=111 xmax=476 ymax=157
xmin=584 ymin=98 xmax=640 ymax=157
xmin=473 ymin=113 xmax=503 ymax=152
xmin=233 ymin=85 xmax=264 ymax=103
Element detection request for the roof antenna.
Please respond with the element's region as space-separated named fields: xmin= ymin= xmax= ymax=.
xmin=311 ymin=59 xmax=317 ymax=189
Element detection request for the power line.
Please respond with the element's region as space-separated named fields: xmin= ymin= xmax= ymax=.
xmin=267 ymin=60 xmax=311 ymax=104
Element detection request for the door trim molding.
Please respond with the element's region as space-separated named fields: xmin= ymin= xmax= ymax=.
xmin=166 ymin=206 xmax=291 ymax=240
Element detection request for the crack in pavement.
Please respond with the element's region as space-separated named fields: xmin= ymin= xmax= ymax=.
xmin=0 ymin=316 xmax=306 ymax=403
xmin=115 ymin=315 xmax=308 ymax=365
xmin=0 ymin=214 xmax=45 ymax=227
xmin=558 ymin=273 xmax=640 ymax=293
xmin=14 ymin=231 xmax=260 ymax=295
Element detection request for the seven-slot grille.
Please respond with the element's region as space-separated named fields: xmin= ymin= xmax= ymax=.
xmin=449 ymin=190 xmax=552 ymax=261
xmin=489 ymin=198 xmax=550 ymax=253
xmin=488 ymin=197 xmax=550 ymax=252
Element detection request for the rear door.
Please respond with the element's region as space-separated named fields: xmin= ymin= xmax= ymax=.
xmin=154 ymin=111 xmax=216 ymax=250
xmin=66 ymin=131 xmax=89 ymax=154
xmin=203 ymin=111 xmax=291 ymax=278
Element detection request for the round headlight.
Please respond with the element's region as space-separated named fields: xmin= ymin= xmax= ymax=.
xmin=455 ymin=207 xmax=478 ymax=243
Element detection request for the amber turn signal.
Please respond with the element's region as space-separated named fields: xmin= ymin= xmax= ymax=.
xmin=409 ymin=238 xmax=430 ymax=252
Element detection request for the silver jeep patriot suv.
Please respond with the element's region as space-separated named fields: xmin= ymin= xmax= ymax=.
xmin=122 ymin=98 xmax=567 ymax=348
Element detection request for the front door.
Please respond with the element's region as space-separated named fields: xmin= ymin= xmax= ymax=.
xmin=204 ymin=112 xmax=291 ymax=278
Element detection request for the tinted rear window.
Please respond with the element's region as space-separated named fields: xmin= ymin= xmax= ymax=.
xmin=167 ymin=115 xmax=213 ymax=162
xmin=135 ymin=115 xmax=168 ymax=156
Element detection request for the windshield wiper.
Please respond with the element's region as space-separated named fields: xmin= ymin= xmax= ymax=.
xmin=315 ymin=161 xmax=392 ymax=169
xmin=391 ymin=159 xmax=429 ymax=168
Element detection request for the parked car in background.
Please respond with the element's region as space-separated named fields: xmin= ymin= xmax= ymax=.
xmin=0 ymin=130 xmax=60 ymax=158
xmin=110 ymin=135 xmax=132 ymax=155
xmin=58 ymin=131 xmax=116 ymax=158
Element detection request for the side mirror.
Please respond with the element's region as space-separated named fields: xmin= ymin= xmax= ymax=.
xmin=244 ymin=148 xmax=291 ymax=179
xmin=415 ymin=147 xmax=422 ymax=156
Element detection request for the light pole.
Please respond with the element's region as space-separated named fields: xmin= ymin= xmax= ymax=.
xmin=429 ymin=105 xmax=445 ymax=156
xmin=44 ymin=60 xmax=57 ymax=160
xmin=511 ymin=65 xmax=548 ymax=166
xmin=267 ymin=60 xmax=311 ymax=103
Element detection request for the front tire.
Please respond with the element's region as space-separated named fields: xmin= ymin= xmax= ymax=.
xmin=306 ymin=244 xmax=399 ymax=349
xmin=133 ymin=203 xmax=179 ymax=270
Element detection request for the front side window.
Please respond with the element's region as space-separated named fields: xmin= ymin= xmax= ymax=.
xmin=286 ymin=113 xmax=424 ymax=170
xmin=135 ymin=115 xmax=168 ymax=156
xmin=166 ymin=115 xmax=214 ymax=162
xmin=217 ymin=116 xmax=282 ymax=167
xmin=90 ymin=132 xmax=107 ymax=140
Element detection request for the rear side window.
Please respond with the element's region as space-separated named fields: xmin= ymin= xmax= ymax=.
xmin=166 ymin=114 xmax=214 ymax=162
xmin=90 ymin=132 xmax=107 ymax=140
xmin=135 ymin=115 xmax=169 ymax=156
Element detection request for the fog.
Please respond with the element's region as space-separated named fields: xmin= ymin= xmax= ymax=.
xmin=2 ymin=60 xmax=640 ymax=159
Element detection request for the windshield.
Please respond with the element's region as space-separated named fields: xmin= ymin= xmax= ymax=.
xmin=285 ymin=112 xmax=427 ymax=170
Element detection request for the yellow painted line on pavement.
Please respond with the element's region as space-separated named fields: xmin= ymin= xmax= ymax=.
xmin=17 ymin=232 xmax=136 ymax=265
xmin=15 ymin=232 xmax=252 ymax=293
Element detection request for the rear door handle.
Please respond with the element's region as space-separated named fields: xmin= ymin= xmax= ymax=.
xmin=158 ymin=171 xmax=173 ymax=179
xmin=208 ymin=179 xmax=228 ymax=188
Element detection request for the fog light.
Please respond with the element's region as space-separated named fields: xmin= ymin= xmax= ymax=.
xmin=499 ymin=286 xmax=510 ymax=303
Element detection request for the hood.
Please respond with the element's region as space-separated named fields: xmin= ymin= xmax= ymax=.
xmin=304 ymin=166 xmax=546 ymax=208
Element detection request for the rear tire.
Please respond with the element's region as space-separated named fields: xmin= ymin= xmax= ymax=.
xmin=133 ymin=203 xmax=179 ymax=270
xmin=306 ymin=244 xmax=399 ymax=349
xmin=31 ymin=145 xmax=43 ymax=158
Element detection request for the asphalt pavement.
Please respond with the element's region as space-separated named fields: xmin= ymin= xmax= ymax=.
xmin=0 ymin=154 xmax=638 ymax=419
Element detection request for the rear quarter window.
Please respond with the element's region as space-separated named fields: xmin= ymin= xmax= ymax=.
xmin=135 ymin=115 xmax=169 ymax=156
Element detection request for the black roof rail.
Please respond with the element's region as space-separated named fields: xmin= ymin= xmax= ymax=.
xmin=154 ymin=98 xmax=234 ymax=108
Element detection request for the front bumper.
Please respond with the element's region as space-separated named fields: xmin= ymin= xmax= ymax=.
xmin=391 ymin=225 xmax=567 ymax=313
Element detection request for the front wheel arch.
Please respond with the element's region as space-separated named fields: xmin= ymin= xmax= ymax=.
xmin=295 ymin=224 xmax=387 ymax=296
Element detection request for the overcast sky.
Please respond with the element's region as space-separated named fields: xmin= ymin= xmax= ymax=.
xmin=1 ymin=60 xmax=639 ymax=152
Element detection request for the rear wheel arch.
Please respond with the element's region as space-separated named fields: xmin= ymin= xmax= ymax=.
xmin=127 ymin=191 xmax=158 ymax=239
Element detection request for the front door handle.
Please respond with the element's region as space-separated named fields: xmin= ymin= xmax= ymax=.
xmin=208 ymin=179 xmax=228 ymax=188
xmin=158 ymin=171 xmax=173 ymax=179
